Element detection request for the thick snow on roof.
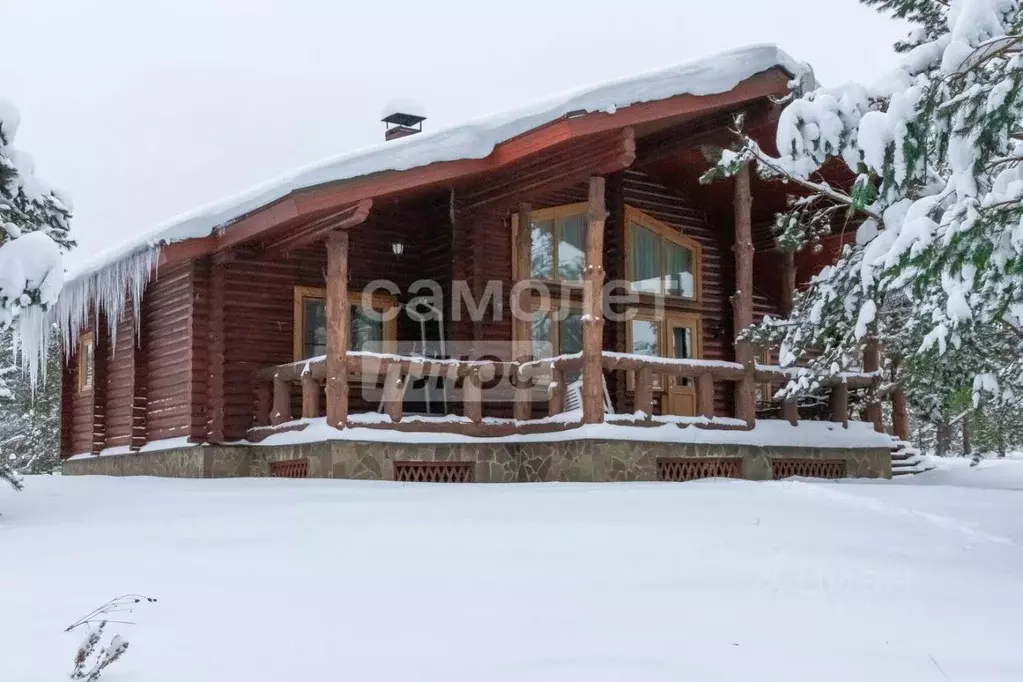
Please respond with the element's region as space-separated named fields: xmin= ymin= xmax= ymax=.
xmin=70 ymin=43 xmax=802 ymax=281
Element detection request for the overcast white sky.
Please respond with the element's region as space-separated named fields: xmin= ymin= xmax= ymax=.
xmin=2 ymin=0 xmax=907 ymax=269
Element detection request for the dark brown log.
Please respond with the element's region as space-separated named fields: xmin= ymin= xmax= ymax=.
xmin=464 ymin=369 xmax=482 ymax=423
xmin=635 ymin=104 xmax=776 ymax=164
xmin=458 ymin=129 xmax=635 ymax=212
xmin=272 ymin=376 xmax=291 ymax=426
xmin=92 ymin=317 xmax=108 ymax=454
xmin=731 ymin=164 xmax=757 ymax=427
xmin=601 ymin=354 xmax=746 ymax=380
xmin=830 ymin=382 xmax=849 ymax=428
xmin=781 ymin=249 xmax=796 ymax=316
xmin=514 ymin=202 xmax=534 ymax=421
xmin=582 ymin=175 xmax=607 ymax=424
xmin=381 ymin=364 xmax=404 ymax=423
xmin=863 ymin=338 xmax=883 ymax=432
xmin=520 ymin=355 xmax=585 ymax=378
xmin=963 ymin=414 xmax=972 ymax=456
xmin=635 ymin=367 xmax=654 ymax=416
xmin=130 ymin=302 xmax=149 ymax=450
xmin=301 ymin=373 xmax=320 ymax=419
xmin=263 ymin=199 xmax=372 ymax=256
xmin=206 ymin=252 xmax=229 ymax=442
xmin=325 ymin=231 xmax=350 ymax=428
xmin=782 ymin=397 xmax=799 ymax=426
xmin=891 ymin=387 xmax=910 ymax=441
xmin=697 ymin=372 xmax=715 ymax=419
xmin=255 ymin=381 xmax=271 ymax=427
xmin=937 ymin=422 xmax=952 ymax=456
xmin=549 ymin=368 xmax=566 ymax=416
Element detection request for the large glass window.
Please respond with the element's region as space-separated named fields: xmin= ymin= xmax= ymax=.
xmin=520 ymin=205 xmax=588 ymax=282
xmin=628 ymin=209 xmax=699 ymax=299
xmin=671 ymin=324 xmax=694 ymax=387
xmin=530 ymin=309 xmax=583 ymax=357
xmin=629 ymin=319 xmax=661 ymax=391
xmin=294 ymin=288 xmax=395 ymax=361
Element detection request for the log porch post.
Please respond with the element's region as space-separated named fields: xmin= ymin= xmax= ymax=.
xmin=326 ymin=231 xmax=350 ymax=428
xmin=891 ymin=354 xmax=910 ymax=441
xmin=732 ymin=164 xmax=756 ymax=427
xmin=548 ymin=367 xmax=566 ymax=417
xmin=830 ymin=382 xmax=849 ymax=428
xmin=513 ymin=202 xmax=533 ymax=421
xmin=780 ymin=250 xmax=796 ymax=317
xmin=582 ymin=176 xmax=607 ymax=424
xmin=863 ymin=337 xmax=884 ymax=432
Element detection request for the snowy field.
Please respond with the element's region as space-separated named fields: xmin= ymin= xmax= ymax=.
xmin=2 ymin=461 xmax=1023 ymax=682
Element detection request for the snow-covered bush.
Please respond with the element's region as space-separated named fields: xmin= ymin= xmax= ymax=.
xmin=704 ymin=0 xmax=1023 ymax=435
xmin=0 ymin=100 xmax=73 ymax=489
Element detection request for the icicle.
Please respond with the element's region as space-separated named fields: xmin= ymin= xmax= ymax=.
xmin=50 ymin=245 xmax=161 ymax=363
xmin=12 ymin=303 xmax=49 ymax=393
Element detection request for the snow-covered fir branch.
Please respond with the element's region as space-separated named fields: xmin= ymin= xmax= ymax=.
xmin=703 ymin=0 xmax=1023 ymax=433
xmin=0 ymin=99 xmax=73 ymax=489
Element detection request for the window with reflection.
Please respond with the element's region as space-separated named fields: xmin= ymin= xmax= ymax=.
xmin=519 ymin=204 xmax=588 ymax=282
xmin=293 ymin=287 xmax=394 ymax=361
xmin=628 ymin=208 xmax=699 ymax=299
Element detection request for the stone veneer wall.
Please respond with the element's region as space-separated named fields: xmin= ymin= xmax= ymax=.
xmin=63 ymin=439 xmax=892 ymax=481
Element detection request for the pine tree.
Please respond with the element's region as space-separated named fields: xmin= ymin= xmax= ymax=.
xmin=0 ymin=326 xmax=61 ymax=476
xmin=704 ymin=0 xmax=1023 ymax=442
xmin=0 ymin=100 xmax=73 ymax=489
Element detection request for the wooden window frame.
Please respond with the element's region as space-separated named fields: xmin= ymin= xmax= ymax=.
xmin=624 ymin=206 xmax=702 ymax=302
xmin=522 ymin=295 xmax=584 ymax=358
xmin=623 ymin=310 xmax=702 ymax=393
xmin=510 ymin=202 xmax=588 ymax=285
xmin=292 ymin=286 xmax=398 ymax=361
xmin=77 ymin=332 xmax=95 ymax=393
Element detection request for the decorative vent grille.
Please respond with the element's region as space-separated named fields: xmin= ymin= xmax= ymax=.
xmin=656 ymin=457 xmax=743 ymax=482
xmin=772 ymin=458 xmax=846 ymax=480
xmin=394 ymin=461 xmax=474 ymax=483
xmin=269 ymin=458 xmax=309 ymax=478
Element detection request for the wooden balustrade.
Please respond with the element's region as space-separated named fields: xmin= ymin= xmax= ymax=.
xmin=252 ymin=350 xmax=882 ymax=434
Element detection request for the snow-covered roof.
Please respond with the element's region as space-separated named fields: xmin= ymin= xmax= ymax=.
xmin=69 ymin=43 xmax=802 ymax=282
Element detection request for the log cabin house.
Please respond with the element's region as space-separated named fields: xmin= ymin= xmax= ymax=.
xmin=58 ymin=45 xmax=898 ymax=482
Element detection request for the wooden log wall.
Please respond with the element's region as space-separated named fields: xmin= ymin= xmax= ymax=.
xmin=220 ymin=202 xmax=441 ymax=439
xmin=143 ymin=263 xmax=198 ymax=442
xmin=66 ymin=323 xmax=95 ymax=456
xmin=102 ymin=307 xmax=138 ymax=449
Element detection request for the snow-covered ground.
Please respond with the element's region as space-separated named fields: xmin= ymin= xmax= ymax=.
xmin=2 ymin=463 xmax=1023 ymax=682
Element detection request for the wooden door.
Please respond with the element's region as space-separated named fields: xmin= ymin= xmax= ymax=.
xmin=665 ymin=313 xmax=701 ymax=417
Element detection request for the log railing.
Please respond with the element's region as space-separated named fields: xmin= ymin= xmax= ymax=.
xmin=255 ymin=352 xmax=517 ymax=427
xmin=253 ymin=350 xmax=881 ymax=435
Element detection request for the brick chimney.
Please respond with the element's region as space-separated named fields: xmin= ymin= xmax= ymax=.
xmin=382 ymin=100 xmax=426 ymax=142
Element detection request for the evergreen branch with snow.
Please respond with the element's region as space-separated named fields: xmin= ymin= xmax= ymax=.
xmin=0 ymin=99 xmax=73 ymax=408
xmin=703 ymin=0 xmax=1023 ymax=432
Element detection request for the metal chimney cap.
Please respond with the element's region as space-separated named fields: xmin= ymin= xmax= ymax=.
xmin=381 ymin=98 xmax=426 ymax=127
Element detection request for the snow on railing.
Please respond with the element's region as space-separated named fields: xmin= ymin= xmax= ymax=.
xmin=252 ymin=350 xmax=881 ymax=437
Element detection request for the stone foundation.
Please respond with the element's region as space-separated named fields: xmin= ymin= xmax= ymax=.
xmin=63 ymin=439 xmax=891 ymax=481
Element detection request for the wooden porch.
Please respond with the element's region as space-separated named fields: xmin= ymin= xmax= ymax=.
xmin=247 ymin=172 xmax=900 ymax=445
xmin=248 ymin=348 xmax=883 ymax=442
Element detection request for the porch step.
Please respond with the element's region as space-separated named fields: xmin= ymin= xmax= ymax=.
xmin=890 ymin=440 xmax=934 ymax=476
